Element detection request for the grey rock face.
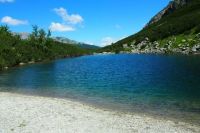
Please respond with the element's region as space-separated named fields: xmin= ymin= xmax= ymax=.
xmin=146 ymin=0 xmax=190 ymax=27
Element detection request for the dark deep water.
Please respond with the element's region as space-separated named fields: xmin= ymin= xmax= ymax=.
xmin=0 ymin=54 xmax=200 ymax=124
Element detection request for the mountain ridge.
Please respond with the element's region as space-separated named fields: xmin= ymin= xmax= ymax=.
xmin=13 ymin=32 xmax=99 ymax=50
xmin=53 ymin=37 xmax=99 ymax=49
xmin=146 ymin=0 xmax=189 ymax=26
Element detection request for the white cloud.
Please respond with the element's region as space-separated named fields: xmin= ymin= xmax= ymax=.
xmin=100 ymin=37 xmax=116 ymax=47
xmin=54 ymin=7 xmax=83 ymax=24
xmin=50 ymin=7 xmax=83 ymax=32
xmin=1 ymin=16 xmax=28 ymax=25
xmin=0 ymin=0 xmax=14 ymax=3
xmin=100 ymin=35 xmax=127 ymax=47
xmin=49 ymin=22 xmax=75 ymax=32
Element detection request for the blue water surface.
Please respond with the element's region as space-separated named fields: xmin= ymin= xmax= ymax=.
xmin=0 ymin=54 xmax=200 ymax=124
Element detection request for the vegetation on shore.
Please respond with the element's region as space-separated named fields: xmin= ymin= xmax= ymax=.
xmin=0 ymin=25 xmax=92 ymax=70
xmin=100 ymin=0 xmax=200 ymax=54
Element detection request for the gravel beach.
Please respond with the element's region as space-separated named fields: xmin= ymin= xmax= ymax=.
xmin=0 ymin=92 xmax=199 ymax=133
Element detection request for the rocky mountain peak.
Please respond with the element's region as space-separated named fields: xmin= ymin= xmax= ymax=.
xmin=146 ymin=0 xmax=190 ymax=27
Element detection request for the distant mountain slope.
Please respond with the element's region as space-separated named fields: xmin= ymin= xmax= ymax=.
xmin=53 ymin=37 xmax=99 ymax=49
xmin=52 ymin=37 xmax=79 ymax=45
xmin=13 ymin=32 xmax=30 ymax=40
xmin=101 ymin=0 xmax=200 ymax=54
xmin=13 ymin=33 xmax=99 ymax=50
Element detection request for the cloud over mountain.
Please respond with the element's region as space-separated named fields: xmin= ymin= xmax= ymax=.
xmin=49 ymin=22 xmax=75 ymax=32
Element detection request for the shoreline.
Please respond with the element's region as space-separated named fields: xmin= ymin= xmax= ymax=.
xmin=0 ymin=92 xmax=199 ymax=133
xmin=0 ymin=54 xmax=87 ymax=72
xmin=95 ymin=51 xmax=200 ymax=56
xmin=1 ymin=90 xmax=199 ymax=126
xmin=2 ymin=53 xmax=200 ymax=71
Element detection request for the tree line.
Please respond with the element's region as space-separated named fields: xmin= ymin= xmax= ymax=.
xmin=0 ymin=25 xmax=90 ymax=70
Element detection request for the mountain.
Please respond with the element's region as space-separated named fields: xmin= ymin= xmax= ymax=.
xmin=13 ymin=32 xmax=30 ymax=40
xmin=146 ymin=0 xmax=189 ymax=26
xmin=101 ymin=0 xmax=200 ymax=54
xmin=53 ymin=37 xmax=79 ymax=45
xmin=53 ymin=37 xmax=100 ymax=50
xmin=13 ymin=33 xmax=99 ymax=50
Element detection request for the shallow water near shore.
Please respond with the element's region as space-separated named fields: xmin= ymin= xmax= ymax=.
xmin=0 ymin=54 xmax=200 ymax=124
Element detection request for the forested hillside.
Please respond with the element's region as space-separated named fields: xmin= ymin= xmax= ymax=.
xmin=100 ymin=0 xmax=200 ymax=54
xmin=0 ymin=25 xmax=91 ymax=70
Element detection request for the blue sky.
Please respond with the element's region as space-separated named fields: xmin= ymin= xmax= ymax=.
xmin=0 ymin=0 xmax=170 ymax=46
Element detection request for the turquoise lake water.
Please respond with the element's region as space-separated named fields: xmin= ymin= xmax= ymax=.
xmin=0 ymin=54 xmax=200 ymax=124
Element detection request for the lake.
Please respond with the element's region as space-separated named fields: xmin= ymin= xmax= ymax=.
xmin=0 ymin=54 xmax=200 ymax=124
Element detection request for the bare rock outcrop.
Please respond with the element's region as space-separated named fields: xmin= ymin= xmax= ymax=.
xmin=146 ymin=0 xmax=190 ymax=27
